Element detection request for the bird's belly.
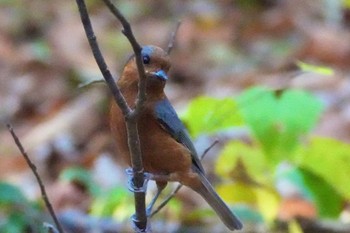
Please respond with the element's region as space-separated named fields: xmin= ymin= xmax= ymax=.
xmin=139 ymin=122 xmax=192 ymax=175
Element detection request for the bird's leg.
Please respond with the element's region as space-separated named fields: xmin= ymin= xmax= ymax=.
xmin=146 ymin=182 xmax=167 ymax=217
xmin=125 ymin=168 xmax=150 ymax=193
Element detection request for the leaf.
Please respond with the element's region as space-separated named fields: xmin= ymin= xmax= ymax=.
xmin=296 ymin=60 xmax=334 ymax=75
xmin=0 ymin=182 xmax=27 ymax=206
xmin=1 ymin=212 xmax=27 ymax=233
xmin=215 ymin=141 xmax=270 ymax=184
xmin=237 ymin=87 xmax=323 ymax=162
xmin=217 ymin=183 xmax=257 ymax=204
xmin=279 ymin=166 xmax=343 ymax=218
xmin=216 ymin=182 xmax=280 ymax=222
xmin=288 ymin=219 xmax=303 ymax=233
xmin=59 ymin=167 xmax=99 ymax=196
xmin=90 ymin=186 xmax=132 ymax=220
xmin=181 ymin=96 xmax=243 ymax=138
xmin=295 ymin=137 xmax=350 ymax=200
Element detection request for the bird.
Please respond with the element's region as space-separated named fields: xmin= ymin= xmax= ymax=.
xmin=110 ymin=45 xmax=243 ymax=231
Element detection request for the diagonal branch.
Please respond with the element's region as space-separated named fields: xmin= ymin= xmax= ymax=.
xmin=167 ymin=21 xmax=181 ymax=55
xmin=101 ymin=0 xmax=147 ymax=117
xmin=6 ymin=123 xmax=65 ymax=233
xmin=75 ymin=0 xmax=131 ymax=117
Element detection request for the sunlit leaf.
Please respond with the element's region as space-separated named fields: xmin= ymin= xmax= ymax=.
xmin=237 ymin=87 xmax=323 ymax=162
xmin=91 ymin=186 xmax=132 ymax=220
xmin=182 ymin=96 xmax=243 ymax=138
xmin=217 ymin=183 xmax=257 ymax=204
xmin=279 ymin=166 xmax=342 ymax=218
xmin=216 ymin=141 xmax=269 ymax=184
xmin=295 ymin=137 xmax=350 ymax=200
xmin=344 ymin=0 xmax=350 ymax=8
xmin=216 ymin=183 xmax=280 ymax=222
xmin=255 ymin=188 xmax=280 ymax=223
xmin=296 ymin=60 xmax=334 ymax=75
xmin=288 ymin=219 xmax=303 ymax=233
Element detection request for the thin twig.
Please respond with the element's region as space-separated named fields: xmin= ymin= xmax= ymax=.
xmin=201 ymin=139 xmax=219 ymax=159
xmin=167 ymin=21 xmax=181 ymax=55
xmin=75 ymin=0 xmax=131 ymax=117
xmin=101 ymin=0 xmax=147 ymax=116
xmin=150 ymin=139 xmax=219 ymax=217
xmin=6 ymin=124 xmax=65 ymax=233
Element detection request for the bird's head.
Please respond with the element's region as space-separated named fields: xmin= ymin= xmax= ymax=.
xmin=119 ymin=45 xmax=170 ymax=93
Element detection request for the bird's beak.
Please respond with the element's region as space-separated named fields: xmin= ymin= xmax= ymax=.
xmin=152 ymin=70 xmax=168 ymax=81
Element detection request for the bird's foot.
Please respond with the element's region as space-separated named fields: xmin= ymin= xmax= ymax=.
xmin=131 ymin=214 xmax=151 ymax=233
xmin=125 ymin=168 xmax=150 ymax=193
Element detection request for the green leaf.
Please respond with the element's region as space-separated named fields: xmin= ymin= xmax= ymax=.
xmin=280 ymin=166 xmax=343 ymax=218
xmin=216 ymin=141 xmax=269 ymax=184
xmin=0 ymin=212 xmax=27 ymax=233
xmin=344 ymin=0 xmax=350 ymax=8
xmin=182 ymin=96 xmax=243 ymax=138
xmin=90 ymin=186 xmax=132 ymax=220
xmin=29 ymin=39 xmax=51 ymax=62
xmin=59 ymin=167 xmax=99 ymax=196
xmin=0 ymin=182 xmax=27 ymax=206
xmin=296 ymin=60 xmax=334 ymax=75
xmin=237 ymin=87 xmax=323 ymax=162
xmin=288 ymin=219 xmax=303 ymax=233
xmin=216 ymin=183 xmax=280 ymax=222
xmin=295 ymin=137 xmax=350 ymax=200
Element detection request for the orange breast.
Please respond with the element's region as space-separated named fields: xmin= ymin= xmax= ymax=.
xmin=110 ymin=102 xmax=192 ymax=176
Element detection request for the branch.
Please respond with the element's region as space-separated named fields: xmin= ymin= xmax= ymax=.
xmin=167 ymin=21 xmax=181 ymax=55
xmin=75 ymin=0 xmax=148 ymax=231
xmin=6 ymin=124 xmax=65 ymax=233
xmin=150 ymin=139 xmax=219 ymax=217
xmin=101 ymin=0 xmax=147 ymax=117
xmin=75 ymin=0 xmax=131 ymax=117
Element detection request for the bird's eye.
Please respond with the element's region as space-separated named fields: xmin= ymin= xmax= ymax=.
xmin=142 ymin=55 xmax=151 ymax=64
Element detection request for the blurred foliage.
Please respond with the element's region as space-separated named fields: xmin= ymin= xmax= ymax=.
xmin=60 ymin=166 xmax=100 ymax=197
xmin=296 ymin=61 xmax=334 ymax=76
xmin=90 ymin=186 xmax=133 ymax=221
xmin=0 ymin=182 xmax=46 ymax=233
xmin=182 ymin=85 xmax=350 ymax=226
xmin=237 ymin=87 xmax=323 ymax=162
xmin=182 ymin=96 xmax=243 ymax=138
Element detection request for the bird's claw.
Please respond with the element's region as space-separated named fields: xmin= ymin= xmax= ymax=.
xmin=125 ymin=168 xmax=150 ymax=193
xmin=131 ymin=214 xmax=151 ymax=233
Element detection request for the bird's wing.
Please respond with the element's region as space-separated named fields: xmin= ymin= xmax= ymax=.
xmin=154 ymin=98 xmax=205 ymax=173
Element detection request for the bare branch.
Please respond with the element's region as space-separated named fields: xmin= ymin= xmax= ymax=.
xmin=167 ymin=21 xmax=181 ymax=55
xmin=101 ymin=0 xmax=147 ymax=117
xmin=75 ymin=0 xmax=131 ymax=117
xmin=75 ymin=0 xmax=148 ymax=230
xmin=6 ymin=123 xmax=65 ymax=233
xmin=201 ymin=139 xmax=219 ymax=159
xmin=150 ymin=139 xmax=219 ymax=217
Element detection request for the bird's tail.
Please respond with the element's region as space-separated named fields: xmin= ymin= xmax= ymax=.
xmin=193 ymin=171 xmax=243 ymax=231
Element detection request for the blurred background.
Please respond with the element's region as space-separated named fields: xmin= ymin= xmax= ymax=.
xmin=1 ymin=0 xmax=350 ymax=232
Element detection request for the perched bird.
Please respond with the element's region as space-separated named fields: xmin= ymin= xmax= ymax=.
xmin=110 ymin=45 xmax=242 ymax=231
